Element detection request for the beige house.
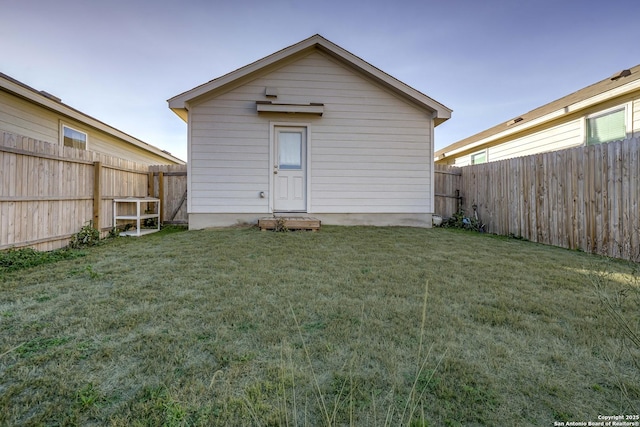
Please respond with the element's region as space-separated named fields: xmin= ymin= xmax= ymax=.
xmin=435 ymin=64 xmax=640 ymax=166
xmin=1 ymin=72 xmax=184 ymax=165
xmin=168 ymin=34 xmax=451 ymax=229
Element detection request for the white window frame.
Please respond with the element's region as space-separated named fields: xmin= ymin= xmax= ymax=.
xmin=60 ymin=123 xmax=88 ymax=150
xmin=470 ymin=149 xmax=487 ymax=165
xmin=583 ymin=103 xmax=631 ymax=146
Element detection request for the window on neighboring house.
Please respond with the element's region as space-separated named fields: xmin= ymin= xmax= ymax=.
xmin=471 ymin=150 xmax=487 ymax=165
xmin=586 ymin=107 xmax=627 ymax=145
xmin=62 ymin=125 xmax=87 ymax=149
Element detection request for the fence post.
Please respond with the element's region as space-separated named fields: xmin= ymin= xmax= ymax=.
xmin=93 ymin=161 xmax=102 ymax=230
xmin=158 ymin=171 xmax=164 ymax=224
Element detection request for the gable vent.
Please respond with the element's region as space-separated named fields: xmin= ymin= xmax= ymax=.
xmin=265 ymin=87 xmax=278 ymax=98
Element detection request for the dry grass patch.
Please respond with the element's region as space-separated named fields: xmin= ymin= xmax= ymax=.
xmin=1 ymin=226 xmax=638 ymax=425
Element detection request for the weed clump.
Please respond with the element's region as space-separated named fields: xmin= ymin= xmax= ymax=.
xmin=273 ymin=217 xmax=289 ymax=232
xmin=589 ymin=257 xmax=640 ymax=411
xmin=0 ymin=247 xmax=84 ymax=272
xmin=442 ymin=207 xmax=484 ymax=232
xmin=69 ymin=222 xmax=101 ymax=249
xmin=0 ymin=222 xmax=98 ymax=273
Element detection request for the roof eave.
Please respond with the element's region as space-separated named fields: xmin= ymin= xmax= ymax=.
xmin=167 ymin=36 xmax=322 ymax=109
xmin=167 ymin=34 xmax=452 ymax=121
xmin=169 ymin=106 xmax=189 ymax=123
xmin=434 ymin=115 xmax=450 ymax=127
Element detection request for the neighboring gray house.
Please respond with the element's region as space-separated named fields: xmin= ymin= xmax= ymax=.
xmin=169 ymin=34 xmax=451 ymax=228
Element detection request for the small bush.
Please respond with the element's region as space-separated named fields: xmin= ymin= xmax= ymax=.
xmin=69 ymin=222 xmax=101 ymax=249
xmin=443 ymin=208 xmax=484 ymax=232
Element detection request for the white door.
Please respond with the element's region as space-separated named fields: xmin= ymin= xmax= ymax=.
xmin=274 ymin=127 xmax=306 ymax=212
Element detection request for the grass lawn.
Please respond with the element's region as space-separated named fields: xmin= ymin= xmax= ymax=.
xmin=1 ymin=226 xmax=639 ymax=426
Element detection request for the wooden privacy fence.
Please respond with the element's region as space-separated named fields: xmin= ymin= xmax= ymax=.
xmin=149 ymin=164 xmax=187 ymax=225
xmin=450 ymin=137 xmax=640 ymax=261
xmin=6 ymin=128 xmax=639 ymax=260
xmin=434 ymin=164 xmax=462 ymax=218
xmin=0 ymin=132 xmax=186 ymax=252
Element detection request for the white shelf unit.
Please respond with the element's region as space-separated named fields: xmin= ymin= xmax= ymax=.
xmin=113 ymin=197 xmax=161 ymax=237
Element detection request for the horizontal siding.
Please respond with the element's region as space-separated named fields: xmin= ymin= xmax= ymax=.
xmin=452 ymin=119 xmax=582 ymax=166
xmin=191 ymin=150 xmax=266 ymax=161
xmin=313 ymin=183 xmax=425 ymax=192
xmin=189 ymin=50 xmax=432 ymax=214
xmin=452 ymin=156 xmax=471 ymax=167
xmin=89 ymin=133 xmax=177 ymax=165
xmin=313 ymin=154 xmax=428 ymax=167
xmin=312 ymin=133 xmax=426 ymax=145
xmin=192 ymin=159 xmax=266 ymax=169
xmin=313 ymin=168 xmax=428 ymax=178
xmin=191 ymin=182 xmax=266 ymax=191
xmin=0 ymin=91 xmax=59 ymax=142
xmin=190 ymin=168 xmax=269 ymax=179
xmin=488 ymin=119 xmax=582 ymax=161
xmin=1 ymin=90 xmax=177 ymax=165
xmin=449 ymin=96 xmax=640 ymax=166
xmin=314 ymin=146 xmax=427 ymax=157
xmin=314 ymin=175 xmax=427 ymax=185
xmin=189 ymin=96 xmax=269 ymax=212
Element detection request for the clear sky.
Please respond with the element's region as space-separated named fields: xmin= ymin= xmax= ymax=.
xmin=2 ymin=0 xmax=639 ymax=162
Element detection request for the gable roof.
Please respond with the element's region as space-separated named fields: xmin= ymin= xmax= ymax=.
xmin=0 ymin=72 xmax=184 ymax=164
xmin=434 ymin=64 xmax=640 ymax=161
xmin=168 ymin=34 xmax=452 ymax=126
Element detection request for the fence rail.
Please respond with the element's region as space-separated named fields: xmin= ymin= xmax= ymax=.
xmin=0 ymin=132 xmax=186 ymax=251
xmin=443 ymin=137 xmax=640 ymax=261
